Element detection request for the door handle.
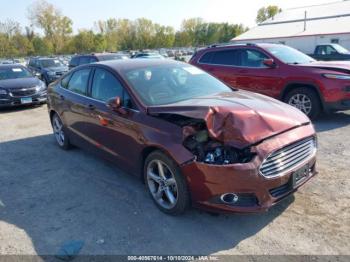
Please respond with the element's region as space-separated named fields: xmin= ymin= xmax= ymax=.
xmin=86 ymin=104 xmax=96 ymax=110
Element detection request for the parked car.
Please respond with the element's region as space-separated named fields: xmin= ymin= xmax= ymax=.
xmin=47 ymin=59 xmax=317 ymax=215
xmin=131 ymin=52 xmax=165 ymax=59
xmin=309 ymin=44 xmax=350 ymax=61
xmin=190 ymin=43 xmax=350 ymax=119
xmin=0 ymin=64 xmax=47 ymax=107
xmin=28 ymin=57 xmax=68 ymax=85
xmin=69 ymin=53 xmax=129 ymax=70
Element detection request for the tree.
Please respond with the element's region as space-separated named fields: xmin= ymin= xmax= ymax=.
xmin=0 ymin=19 xmax=21 ymax=37
xmin=256 ymin=6 xmax=282 ymax=24
xmin=28 ymin=0 xmax=73 ymax=53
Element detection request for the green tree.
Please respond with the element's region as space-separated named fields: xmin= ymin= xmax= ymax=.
xmin=32 ymin=36 xmax=53 ymax=56
xmin=28 ymin=0 xmax=73 ymax=53
xmin=256 ymin=6 xmax=282 ymax=24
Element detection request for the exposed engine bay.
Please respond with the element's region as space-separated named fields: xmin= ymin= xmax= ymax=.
xmin=157 ymin=113 xmax=255 ymax=165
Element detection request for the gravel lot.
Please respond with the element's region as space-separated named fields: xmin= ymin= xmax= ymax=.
xmin=0 ymin=105 xmax=349 ymax=256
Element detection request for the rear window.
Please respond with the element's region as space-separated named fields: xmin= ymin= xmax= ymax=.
xmin=69 ymin=57 xmax=79 ymax=67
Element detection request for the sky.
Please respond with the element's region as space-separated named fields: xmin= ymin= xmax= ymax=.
xmin=0 ymin=0 xmax=340 ymax=32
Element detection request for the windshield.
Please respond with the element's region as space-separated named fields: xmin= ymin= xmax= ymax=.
xmin=123 ymin=64 xmax=232 ymax=106
xmin=333 ymin=44 xmax=349 ymax=54
xmin=266 ymin=45 xmax=315 ymax=64
xmin=0 ymin=67 xmax=32 ymax=80
xmin=39 ymin=59 xmax=63 ymax=68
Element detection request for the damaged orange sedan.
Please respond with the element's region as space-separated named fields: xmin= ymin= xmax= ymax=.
xmin=47 ymin=59 xmax=317 ymax=215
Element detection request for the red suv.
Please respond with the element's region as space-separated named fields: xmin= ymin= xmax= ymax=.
xmin=190 ymin=43 xmax=350 ymax=119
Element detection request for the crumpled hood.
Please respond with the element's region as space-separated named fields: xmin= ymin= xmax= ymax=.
xmin=298 ymin=61 xmax=350 ymax=74
xmin=148 ymin=91 xmax=310 ymax=148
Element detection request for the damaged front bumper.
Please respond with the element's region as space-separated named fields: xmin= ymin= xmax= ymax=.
xmin=180 ymin=124 xmax=317 ymax=213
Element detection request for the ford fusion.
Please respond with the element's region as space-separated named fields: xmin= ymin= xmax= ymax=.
xmin=0 ymin=64 xmax=47 ymax=107
xmin=47 ymin=59 xmax=317 ymax=215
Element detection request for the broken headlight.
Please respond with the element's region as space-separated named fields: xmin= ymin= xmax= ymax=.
xmin=183 ymin=130 xmax=255 ymax=165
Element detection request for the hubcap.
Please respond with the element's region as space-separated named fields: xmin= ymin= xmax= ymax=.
xmin=288 ymin=94 xmax=312 ymax=115
xmin=147 ymin=160 xmax=178 ymax=209
xmin=52 ymin=115 xmax=65 ymax=146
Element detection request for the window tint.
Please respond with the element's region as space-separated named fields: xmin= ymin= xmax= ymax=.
xmin=199 ymin=52 xmax=214 ymax=63
xmin=238 ymin=49 xmax=268 ymax=68
xmin=212 ymin=50 xmax=238 ymax=66
xmin=79 ymin=57 xmax=95 ymax=65
xmin=67 ymin=69 xmax=91 ymax=95
xmin=70 ymin=57 xmax=79 ymax=67
xmin=91 ymin=68 xmax=123 ymax=102
xmin=61 ymin=74 xmax=71 ymax=88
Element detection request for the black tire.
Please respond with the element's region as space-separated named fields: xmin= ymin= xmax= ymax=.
xmin=284 ymin=87 xmax=321 ymax=120
xmin=144 ymin=151 xmax=190 ymax=215
xmin=51 ymin=113 xmax=71 ymax=150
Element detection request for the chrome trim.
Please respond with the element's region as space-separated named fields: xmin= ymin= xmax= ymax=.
xmin=259 ymin=137 xmax=317 ymax=179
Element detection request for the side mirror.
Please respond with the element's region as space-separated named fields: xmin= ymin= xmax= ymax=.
xmin=106 ymin=96 xmax=127 ymax=114
xmin=263 ymin=58 xmax=276 ymax=68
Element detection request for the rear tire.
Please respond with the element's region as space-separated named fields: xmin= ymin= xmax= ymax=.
xmin=51 ymin=113 xmax=71 ymax=150
xmin=284 ymin=87 xmax=321 ymax=119
xmin=144 ymin=151 xmax=190 ymax=215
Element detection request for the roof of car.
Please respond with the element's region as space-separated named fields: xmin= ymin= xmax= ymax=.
xmin=95 ymin=58 xmax=182 ymax=72
xmin=200 ymin=43 xmax=282 ymax=52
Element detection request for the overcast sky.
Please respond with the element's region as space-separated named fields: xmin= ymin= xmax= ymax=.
xmin=0 ymin=0 xmax=339 ymax=31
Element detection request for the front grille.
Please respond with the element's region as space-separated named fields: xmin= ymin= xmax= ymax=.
xmin=260 ymin=136 xmax=316 ymax=178
xmin=10 ymin=88 xmax=37 ymax=97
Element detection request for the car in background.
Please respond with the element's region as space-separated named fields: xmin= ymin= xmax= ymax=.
xmin=0 ymin=64 xmax=47 ymax=108
xmin=28 ymin=57 xmax=68 ymax=85
xmin=0 ymin=60 xmax=15 ymax=65
xmin=190 ymin=43 xmax=350 ymax=119
xmin=131 ymin=52 xmax=165 ymax=59
xmin=69 ymin=53 xmax=129 ymax=70
xmin=47 ymin=59 xmax=316 ymax=215
xmin=309 ymin=44 xmax=350 ymax=61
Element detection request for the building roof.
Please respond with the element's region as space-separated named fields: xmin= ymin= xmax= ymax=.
xmin=233 ymin=1 xmax=350 ymax=41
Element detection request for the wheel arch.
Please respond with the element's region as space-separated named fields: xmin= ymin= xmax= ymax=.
xmin=280 ymin=82 xmax=325 ymax=109
xmin=139 ymin=145 xmax=192 ymax=183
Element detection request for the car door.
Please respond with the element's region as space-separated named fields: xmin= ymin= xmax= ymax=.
xmin=58 ymin=68 xmax=94 ymax=148
xmin=197 ymin=49 xmax=240 ymax=88
xmin=233 ymin=48 xmax=283 ymax=98
xmin=84 ymin=67 xmax=143 ymax=170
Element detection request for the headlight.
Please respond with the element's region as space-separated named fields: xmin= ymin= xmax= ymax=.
xmin=35 ymin=81 xmax=46 ymax=92
xmin=323 ymin=74 xmax=350 ymax=80
xmin=0 ymin=89 xmax=7 ymax=95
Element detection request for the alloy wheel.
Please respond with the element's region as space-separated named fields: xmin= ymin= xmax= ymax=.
xmin=52 ymin=115 xmax=65 ymax=147
xmin=146 ymin=159 xmax=178 ymax=209
xmin=288 ymin=94 xmax=312 ymax=115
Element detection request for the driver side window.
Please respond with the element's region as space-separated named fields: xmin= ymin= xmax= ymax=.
xmin=91 ymin=68 xmax=123 ymax=102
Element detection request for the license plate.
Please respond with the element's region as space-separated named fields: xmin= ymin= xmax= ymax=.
xmin=21 ymin=97 xmax=32 ymax=104
xmin=293 ymin=164 xmax=310 ymax=187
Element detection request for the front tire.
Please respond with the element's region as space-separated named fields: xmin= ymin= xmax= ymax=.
xmin=284 ymin=87 xmax=321 ymax=119
xmin=51 ymin=113 xmax=71 ymax=150
xmin=144 ymin=151 xmax=190 ymax=215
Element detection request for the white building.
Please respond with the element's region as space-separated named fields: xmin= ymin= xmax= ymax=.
xmin=232 ymin=1 xmax=350 ymax=54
